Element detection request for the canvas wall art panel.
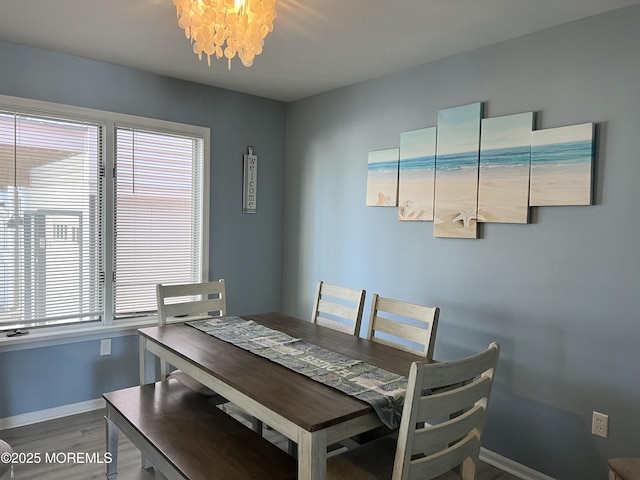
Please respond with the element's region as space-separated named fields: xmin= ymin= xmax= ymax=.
xmin=433 ymin=102 xmax=482 ymax=238
xmin=530 ymin=123 xmax=594 ymax=206
xmin=366 ymin=148 xmax=400 ymax=206
xmin=398 ymin=127 xmax=436 ymax=221
xmin=477 ymin=112 xmax=534 ymax=224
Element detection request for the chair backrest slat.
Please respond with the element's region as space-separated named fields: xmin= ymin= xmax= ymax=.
xmin=418 ymin=375 xmax=493 ymax=419
xmin=412 ymin=404 xmax=485 ymax=455
xmin=408 ymin=435 xmax=479 ymax=480
xmin=317 ymin=299 xmax=359 ymax=322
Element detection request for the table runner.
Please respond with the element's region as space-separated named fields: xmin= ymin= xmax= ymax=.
xmin=187 ymin=316 xmax=407 ymax=429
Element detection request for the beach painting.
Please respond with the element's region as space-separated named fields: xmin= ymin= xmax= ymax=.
xmin=530 ymin=123 xmax=594 ymax=206
xmin=366 ymin=148 xmax=400 ymax=206
xmin=477 ymin=112 xmax=534 ymax=224
xmin=398 ymin=127 xmax=436 ymax=221
xmin=433 ymin=102 xmax=482 ymax=238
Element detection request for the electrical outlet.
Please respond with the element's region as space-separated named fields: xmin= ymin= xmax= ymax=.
xmin=592 ymin=411 xmax=608 ymax=438
xmin=100 ymin=338 xmax=112 ymax=356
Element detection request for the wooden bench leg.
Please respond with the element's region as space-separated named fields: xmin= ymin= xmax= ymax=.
xmin=105 ymin=416 xmax=119 ymax=480
xmin=140 ymin=454 xmax=153 ymax=471
xmin=252 ymin=418 xmax=264 ymax=436
xmin=288 ymin=439 xmax=298 ymax=458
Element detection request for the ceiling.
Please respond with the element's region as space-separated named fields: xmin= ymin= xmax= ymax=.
xmin=1 ymin=0 xmax=639 ymax=102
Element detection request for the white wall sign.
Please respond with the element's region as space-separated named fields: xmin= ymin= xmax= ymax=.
xmin=243 ymin=146 xmax=257 ymax=213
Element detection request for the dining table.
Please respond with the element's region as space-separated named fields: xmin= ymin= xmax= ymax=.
xmin=138 ymin=311 xmax=430 ymax=480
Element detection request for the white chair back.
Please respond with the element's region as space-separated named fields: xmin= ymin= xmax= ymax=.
xmin=312 ymin=281 xmax=366 ymax=336
xmin=157 ymin=279 xmax=226 ymax=326
xmin=393 ymin=343 xmax=500 ymax=480
xmin=366 ymin=294 xmax=439 ymax=358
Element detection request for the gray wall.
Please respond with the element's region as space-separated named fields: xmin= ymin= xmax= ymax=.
xmin=0 ymin=41 xmax=286 ymax=417
xmin=283 ymin=6 xmax=640 ymax=480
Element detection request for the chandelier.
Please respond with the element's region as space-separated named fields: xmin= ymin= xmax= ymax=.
xmin=173 ymin=0 xmax=277 ymax=69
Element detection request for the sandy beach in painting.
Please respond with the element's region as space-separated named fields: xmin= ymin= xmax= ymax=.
xmin=398 ymin=174 xmax=434 ymax=220
xmin=366 ymin=181 xmax=397 ymax=206
xmin=478 ymin=166 xmax=530 ymax=223
xmin=433 ymin=170 xmax=479 ymax=238
xmin=530 ymin=162 xmax=592 ymax=206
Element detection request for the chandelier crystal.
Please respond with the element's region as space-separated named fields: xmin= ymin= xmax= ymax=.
xmin=173 ymin=0 xmax=277 ymax=69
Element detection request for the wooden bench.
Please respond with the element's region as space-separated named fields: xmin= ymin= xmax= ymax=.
xmin=104 ymin=378 xmax=297 ymax=480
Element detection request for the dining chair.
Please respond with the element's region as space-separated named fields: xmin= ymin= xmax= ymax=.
xmin=280 ymin=281 xmax=367 ymax=455
xmin=609 ymin=458 xmax=640 ymax=480
xmin=327 ymin=342 xmax=501 ymax=480
xmin=366 ymin=294 xmax=440 ymax=359
xmin=157 ymin=279 xmax=264 ymax=434
xmin=312 ymin=281 xmax=366 ymax=335
xmin=156 ymin=279 xmax=228 ymax=405
xmin=342 ymin=294 xmax=440 ymax=447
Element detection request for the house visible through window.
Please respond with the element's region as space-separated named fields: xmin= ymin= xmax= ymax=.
xmin=0 ymin=98 xmax=208 ymax=332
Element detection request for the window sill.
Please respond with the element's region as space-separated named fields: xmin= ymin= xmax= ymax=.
xmin=0 ymin=318 xmax=159 ymax=352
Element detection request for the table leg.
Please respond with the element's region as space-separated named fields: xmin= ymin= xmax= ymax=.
xmin=297 ymin=429 xmax=327 ymax=480
xmin=105 ymin=415 xmax=119 ymax=480
xmin=139 ymin=336 xmax=157 ymax=385
xmin=138 ymin=336 xmax=156 ymax=470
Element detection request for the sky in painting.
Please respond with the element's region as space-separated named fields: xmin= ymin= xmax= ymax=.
xmin=532 ymin=123 xmax=593 ymax=146
xmin=369 ymin=148 xmax=398 ymax=164
xmin=436 ymin=102 xmax=482 ymax=155
xmin=481 ymin=112 xmax=534 ymax=150
xmin=400 ymin=127 xmax=436 ymax=159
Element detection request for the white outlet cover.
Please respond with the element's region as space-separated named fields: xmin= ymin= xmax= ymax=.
xmin=100 ymin=339 xmax=112 ymax=356
xmin=592 ymin=411 xmax=608 ymax=438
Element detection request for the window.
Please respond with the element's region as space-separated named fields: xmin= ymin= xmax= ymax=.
xmin=113 ymin=128 xmax=204 ymax=318
xmin=0 ymin=96 xmax=209 ymax=332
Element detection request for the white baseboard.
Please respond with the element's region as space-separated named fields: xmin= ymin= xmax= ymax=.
xmin=0 ymin=398 xmax=105 ymax=430
xmin=481 ymin=447 xmax=556 ymax=480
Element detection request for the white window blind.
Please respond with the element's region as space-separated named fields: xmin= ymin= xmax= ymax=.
xmin=0 ymin=111 xmax=103 ymax=328
xmin=113 ymin=128 xmax=203 ymax=318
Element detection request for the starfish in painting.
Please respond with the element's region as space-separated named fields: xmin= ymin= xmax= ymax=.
xmin=452 ymin=208 xmax=485 ymax=228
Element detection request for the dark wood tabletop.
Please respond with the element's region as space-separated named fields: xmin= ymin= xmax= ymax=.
xmin=138 ymin=311 xmax=428 ymax=433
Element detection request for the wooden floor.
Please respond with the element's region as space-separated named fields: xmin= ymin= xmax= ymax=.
xmin=1 ymin=406 xmax=521 ymax=479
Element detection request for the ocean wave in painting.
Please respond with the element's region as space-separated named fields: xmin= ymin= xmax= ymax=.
xmin=480 ymin=145 xmax=531 ymax=169
xmin=368 ymin=159 xmax=401 ymax=175
xmin=399 ymin=155 xmax=436 ymax=171
xmin=399 ymin=155 xmax=435 ymax=184
xmin=435 ymin=150 xmax=480 ymax=172
xmin=531 ymin=140 xmax=593 ymax=166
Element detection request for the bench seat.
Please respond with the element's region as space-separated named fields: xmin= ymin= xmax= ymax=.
xmin=609 ymin=458 xmax=640 ymax=480
xmin=104 ymin=378 xmax=297 ymax=480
